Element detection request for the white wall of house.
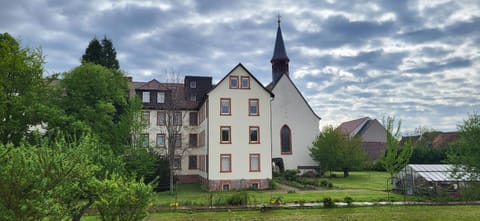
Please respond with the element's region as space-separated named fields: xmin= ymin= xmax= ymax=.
xmin=271 ymin=74 xmax=320 ymax=171
xmin=207 ymin=65 xmax=272 ymax=183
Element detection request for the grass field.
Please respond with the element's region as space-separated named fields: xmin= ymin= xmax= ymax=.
xmin=83 ymin=205 xmax=480 ymax=220
xmin=326 ymin=171 xmax=391 ymax=190
xmin=151 ymin=171 xmax=406 ymax=207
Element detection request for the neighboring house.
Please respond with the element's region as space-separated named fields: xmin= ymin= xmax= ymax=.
xmin=128 ymin=20 xmax=321 ymax=190
xmin=400 ymin=131 xmax=459 ymax=149
xmin=268 ymin=19 xmax=321 ymax=173
xmin=338 ymin=117 xmax=387 ymax=160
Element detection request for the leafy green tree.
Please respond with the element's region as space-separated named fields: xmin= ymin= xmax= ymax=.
xmin=448 ymin=112 xmax=480 ymax=179
xmin=95 ymin=173 xmax=154 ymax=221
xmin=0 ymin=32 xmax=48 ymax=145
xmin=381 ymin=116 xmax=413 ymax=184
xmin=59 ymin=63 xmax=133 ymax=152
xmin=310 ymin=126 xmax=367 ymax=176
xmin=81 ymin=36 xmax=119 ymax=70
xmin=0 ymin=136 xmax=100 ymax=220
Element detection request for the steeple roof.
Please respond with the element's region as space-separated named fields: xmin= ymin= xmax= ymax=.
xmin=271 ymin=17 xmax=289 ymax=62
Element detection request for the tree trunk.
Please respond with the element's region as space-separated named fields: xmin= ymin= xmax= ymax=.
xmin=72 ymin=199 xmax=94 ymax=221
xmin=170 ymin=165 xmax=174 ymax=193
xmin=343 ymin=168 xmax=349 ymax=177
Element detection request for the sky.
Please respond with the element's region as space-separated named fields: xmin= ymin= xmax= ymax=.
xmin=1 ymin=0 xmax=479 ymax=134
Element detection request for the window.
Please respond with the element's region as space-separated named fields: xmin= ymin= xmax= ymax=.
xmin=174 ymin=112 xmax=182 ymax=126
xmin=241 ymin=76 xmax=250 ymax=89
xmin=190 ymin=95 xmax=196 ymax=101
xmin=220 ymin=98 xmax=231 ymax=115
xmin=157 ymin=111 xmax=166 ymax=126
xmin=220 ymin=126 xmax=231 ymax=144
xmin=140 ymin=134 xmax=149 ymax=147
xmin=173 ymin=157 xmax=181 ymax=169
xmin=249 ymin=126 xmax=260 ymax=144
xmin=157 ymin=92 xmax=165 ymax=103
xmin=174 ymin=134 xmax=182 ymax=148
xmin=189 ymin=133 xmax=197 ymax=148
xmin=199 ymin=130 xmax=205 ymax=147
xmin=142 ymin=91 xmax=150 ymax=103
xmin=229 ymin=76 xmax=238 ymax=89
xmin=156 ymin=134 xmax=165 ymax=147
xmin=249 ymin=154 xmax=260 ymax=172
xmin=188 ymin=155 xmax=197 ymax=169
xmin=142 ymin=111 xmax=150 ymax=126
xmin=281 ymin=125 xmax=292 ymax=154
xmin=190 ymin=81 xmax=196 ymax=88
xmin=220 ymin=154 xmax=231 ymax=172
xmin=222 ymin=184 xmax=230 ymax=191
xmin=189 ymin=112 xmax=198 ymax=126
xmin=251 ymin=183 xmax=259 ymax=190
xmin=248 ymin=99 xmax=259 ymax=116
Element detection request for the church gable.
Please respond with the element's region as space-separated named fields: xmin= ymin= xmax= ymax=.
xmin=272 ymin=74 xmax=320 ymax=120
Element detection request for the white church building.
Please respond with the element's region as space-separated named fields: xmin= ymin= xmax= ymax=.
xmin=129 ymin=19 xmax=320 ymax=190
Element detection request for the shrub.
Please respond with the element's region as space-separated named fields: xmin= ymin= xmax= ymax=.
xmin=283 ymin=169 xmax=300 ymax=181
xmin=320 ymin=180 xmax=329 ymax=187
xmin=323 ymin=197 xmax=335 ymax=208
xmin=344 ymin=196 xmax=353 ymax=206
xmin=327 ymin=182 xmax=334 ymax=188
xmin=95 ymin=173 xmax=154 ymax=221
xmin=226 ymin=192 xmax=250 ymax=206
xmin=267 ymin=178 xmax=277 ymax=190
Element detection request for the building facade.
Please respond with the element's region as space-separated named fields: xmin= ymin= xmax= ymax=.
xmin=129 ymin=20 xmax=321 ymax=190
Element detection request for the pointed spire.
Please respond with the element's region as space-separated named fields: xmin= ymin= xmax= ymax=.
xmin=271 ymin=15 xmax=290 ymax=84
xmin=271 ymin=15 xmax=289 ymax=61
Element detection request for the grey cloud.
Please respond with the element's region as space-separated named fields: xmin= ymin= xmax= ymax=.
xmin=405 ymin=57 xmax=472 ymax=74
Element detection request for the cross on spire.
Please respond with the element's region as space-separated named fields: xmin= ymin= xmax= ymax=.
xmin=277 ymin=14 xmax=281 ymax=25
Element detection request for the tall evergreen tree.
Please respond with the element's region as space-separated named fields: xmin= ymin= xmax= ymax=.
xmin=81 ymin=37 xmax=103 ymax=66
xmin=101 ymin=36 xmax=120 ymax=70
xmin=81 ymin=36 xmax=119 ymax=70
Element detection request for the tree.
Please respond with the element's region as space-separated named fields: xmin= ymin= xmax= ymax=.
xmin=81 ymin=36 xmax=119 ymax=70
xmin=0 ymin=136 xmax=100 ymax=220
xmin=94 ymin=173 xmax=154 ymax=221
xmin=59 ymin=63 xmax=134 ymax=152
xmin=448 ymin=112 xmax=480 ymax=179
xmin=310 ymin=125 xmax=367 ymax=177
xmin=0 ymin=32 xmax=48 ymax=145
xmin=381 ymin=116 xmax=413 ymax=185
xmin=100 ymin=36 xmax=120 ymax=70
xmin=148 ymin=71 xmax=189 ymax=193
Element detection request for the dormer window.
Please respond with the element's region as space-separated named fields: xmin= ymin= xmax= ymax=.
xmin=241 ymin=76 xmax=250 ymax=89
xmin=157 ymin=92 xmax=165 ymax=104
xmin=190 ymin=81 xmax=197 ymax=88
xmin=229 ymin=76 xmax=238 ymax=89
xmin=142 ymin=91 xmax=150 ymax=103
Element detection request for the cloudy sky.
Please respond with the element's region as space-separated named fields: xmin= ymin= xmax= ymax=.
xmin=2 ymin=0 xmax=479 ymax=133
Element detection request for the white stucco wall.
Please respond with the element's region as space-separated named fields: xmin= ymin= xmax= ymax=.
xmin=271 ymin=75 xmax=320 ymax=170
xmin=207 ymin=65 xmax=272 ymax=181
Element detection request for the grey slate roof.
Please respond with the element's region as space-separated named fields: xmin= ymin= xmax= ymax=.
xmin=271 ymin=25 xmax=289 ymax=61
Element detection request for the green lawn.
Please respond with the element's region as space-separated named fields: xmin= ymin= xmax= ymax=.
xmin=83 ymin=205 xmax=480 ymax=221
xmin=326 ymin=171 xmax=391 ymax=190
xmin=151 ymin=172 xmax=407 ymax=207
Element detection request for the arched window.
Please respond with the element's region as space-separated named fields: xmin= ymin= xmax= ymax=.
xmin=280 ymin=125 xmax=292 ymax=154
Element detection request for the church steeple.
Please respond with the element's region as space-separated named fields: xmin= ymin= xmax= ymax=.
xmin=271 ymin=15 xmax=290 ymax=84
